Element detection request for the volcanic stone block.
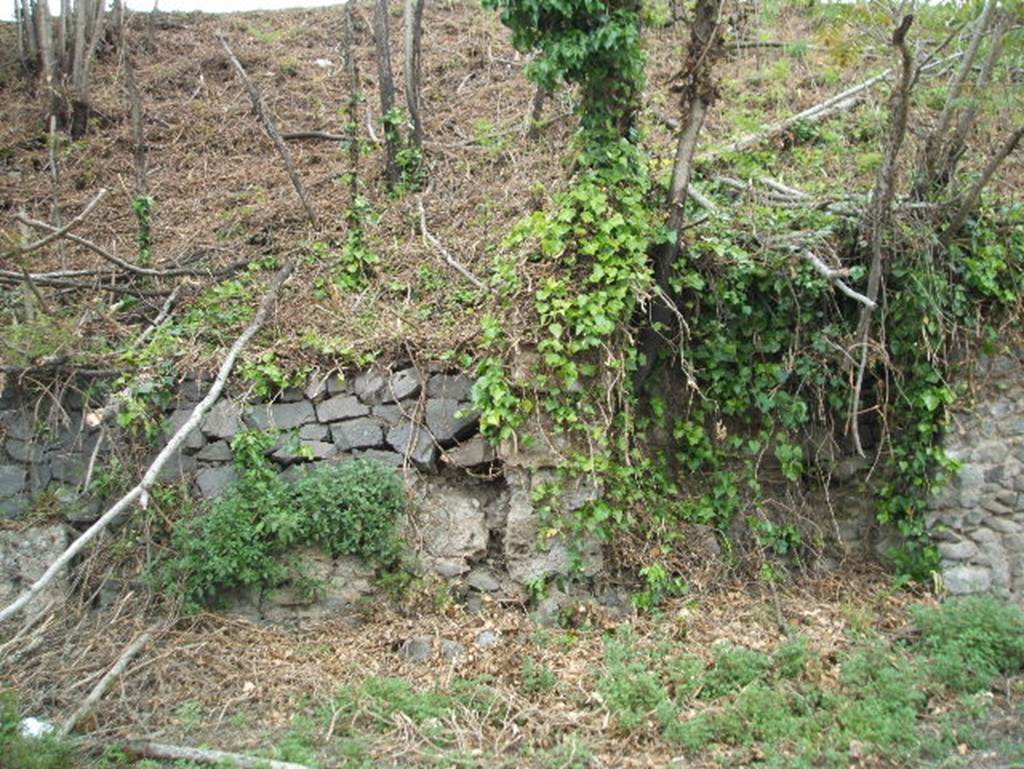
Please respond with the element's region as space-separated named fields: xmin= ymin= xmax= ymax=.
xmin=386 ymin=423 xmax=436 ymax=469
xmin=201 ymin=400 xmax=244 ymax=440
xmin=195 ymin=465 xmax=238 ymax=499
xmin=330 ymin=419 xmax=384 ymax=451
xmin=165 ymin=409 xmax=206 ymax=451
xmin=316 ymin=394 xmax=369 ymax=423
xmin=196 ymin=440 xmax=234 ymax=462
xmin=383 ymin=368 xmax=421 ymax=403
xmin=426 ymin=373 xmax=474 ymax=401
xmin=425 ymin=398 xmax=478 ymax=444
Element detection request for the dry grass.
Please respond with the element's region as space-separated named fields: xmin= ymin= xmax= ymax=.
xmin=4 ymin=1 xmax=1018 ymax=378
xmin=1 ymin=566 xmax=940 ymax=768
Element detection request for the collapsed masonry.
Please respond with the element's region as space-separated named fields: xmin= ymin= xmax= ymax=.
xmin=2 ymin=350 xmax=1023 ymax=620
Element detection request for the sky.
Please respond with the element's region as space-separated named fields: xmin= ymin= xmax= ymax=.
xmin=1 ymin=0 xmax=346 ymax=22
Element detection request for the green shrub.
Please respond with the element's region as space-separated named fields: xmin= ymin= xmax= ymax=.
xmin=700 ymin=643 xmax=771 ymax=699
xmin=911 ymin=596 xmax=1024 ymax=693
xmin=162 ymin=452 xmax=407 ymax=609
xmin=0 ymin=690 xmax=74 ymax=769
xmin=598 ymin=639 xmax=671 ymax=731
xmin=290 ymin=460 xmax=405 ymax=563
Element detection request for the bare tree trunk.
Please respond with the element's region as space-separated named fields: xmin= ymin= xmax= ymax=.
xmin=373 ymin=0 xmax=399 ymax=187
xmin=220 ymin=37 xmax=319 ymax=228
xmin=15 ymin=0 xmax=27 ymax=74
xmin=525 ymin=82 xmax=546 ymax=139
xmin=916 ymin=0 xmax=996 ymax=196
xmin=941 ymin=123 xmax=1024 ymax=246
xmin=57 ymin=0 xmax=70 ymax=73
xmin=34 ymin=0 xmax=57 ymax=103
xmin=403 ymin=0 xmax=424 ymax=148
xmin=848 ymin=15 xmax=915 ymax=456
xmin=124 ymin=741 xmax=312 ymax=769
xmin=124 ymin=52 xmax=148 ymax=197
xmin=343 ymin=1 xmax=361 ymax=214
xmin=658 ymin=0 xmax=723 ymax=296
xmin=20 ymin=0 xmax=39 ymax=76
xmin=70 ymin=0 xmax=88 ymax=136
xmin=942 ymin=10 xmax=1009 ymax=184
xmin=70 ymin=0 xmax=106 ymax=138
xmin=638 ymin=0 xmax=723 ymax=389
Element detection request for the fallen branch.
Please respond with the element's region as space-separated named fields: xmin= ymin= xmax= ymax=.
xmin=801 ymin=251 xmax=875 ymax=309
xmin=417 ymin=198 xmax=489 ymax=292
xmin=0 ymin=261 xmax=294 ymax=625
xmin=6 ymin=188 xmax=107 ymax=259
xmin=281 ymin=130 xmax=347 ymax=142
xmin=698 ymin=53 xmax=956 ymax=164
xmin=219 ymin=36 xmax=318 ymax=228
xmin=941 ymin=123 xmax=1024 ymax=245
xmin=14 ymin=213 xmax=214 ymax=278
xmin=0 ymin=271 xmax=168 ymax=297
xmin=131 ymin=284 xmax=183 ymax=349
xmin=123 ymin=740 xmax=312 ymax=769
xmin=59 ymin=627 xmax=157 ymax=737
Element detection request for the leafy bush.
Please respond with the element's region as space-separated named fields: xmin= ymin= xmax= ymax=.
xmin=291 ymin=460 xmax=406 ymax=563
xmin=700 ymin=643 xmax=771 ymax=699
xmin=0 ymin=690 xmax=73 ymax=769
xmin=911 ymin=596 xmax=1024 ymax=693
xmin=162 ymin=446 xmax=407 ymax=609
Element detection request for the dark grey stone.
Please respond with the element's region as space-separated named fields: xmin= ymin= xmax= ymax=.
xmin=304 ymin=374 xmax=329 ymax=401
xmin=1001 ymin=418 xmax=1024 ymax=437
xmin=372 ymin=405 xmax=405 ymax=426
xmin=270 ymin=401 xmax=316 ymax=430
xmin=440 ymin=640 xmax=465 ymax=660
xmin=356 ymin=449 xmax=404 ymax=467
xmin=165 ymin=409 xmax=207 ymax=452
xmin=0 ymin=410 xmax=32 ymax=440
xmin=386 ymin=423 xmax=436 ymax=468
xmin=156 ymin=453 xmax=199 ymax=483
xmin=49 ymin=454 xmax=86 ymax=485
xmin=28 ymin=463 xmax=52 ymax=492
xmin=938 ymin=539 xmax=978 ymax=560
xmin=325 ymin=374 xmax=349 ymax=396
xmin=354 ymin=371 xmax=386 ymax=403
xmin=475 ymin=629 xmax=502 ymax=648
xmin=201 ymin=400 xmax=244 ymax=440
xmin=5 ymin=439 xmax=45 ymax=464
xmin=52 ymin=485 xmax=103 ymax=524
xmin=398 ymin=636 xmax=434 ymax=662
xmin=330 ymin=420 xmax=384 ymax=451
xmin=426 ymin=373 xmax=474 ymax=401
xmin=178 ymin=379 xmax=210 ymax=404
xmin=445 ymin=437 xmax=495 ymax=467
xmin=383 ymin=368 xmax=421 ymax=403
xmin=299 ymin=423 xmax=329 ymax=442
xmin=0 ymin=496 xmax=30 ymax=518
xmin=425 ymin=398 xmax=478 ymax=444
xmin=195 ymin=465 xmax=238 ymax=499
xmin=196 ymin=440 xmax=234 ymax=462
xmin=0 ymin=464 xmax=27 ymax=498
xmin=272 ymin=441 xmax=336 ymax=464
xmin=316 ymin=394 xmax=370 ymax=423
xmin=243 ymin=404 xmax=273 ymax=431
xmin=466 ymin=568 xmax=500 ymax=592
xmin=944 ymin=565 xmax=991 ymax=594
xmin=277 ymin=387 xmax=306 ymax=403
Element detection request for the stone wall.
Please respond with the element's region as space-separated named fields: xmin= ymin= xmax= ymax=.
xmin=4 ymin=348 xmax=1024 ymax=617
xmin=927 ymin=350 xmax=1024 ymax=601
xmin=0 ymin=365 xmax=601 ymax=618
